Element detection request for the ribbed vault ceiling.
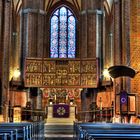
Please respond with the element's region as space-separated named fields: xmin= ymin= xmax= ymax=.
xmin=106 ymin=0 xmax=113 ymax=10
xmin=12 ymin=0 xmax=113 ymax=14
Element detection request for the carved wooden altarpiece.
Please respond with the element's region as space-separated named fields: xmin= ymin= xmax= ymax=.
xmin=24 ymin=58 xmax=99 ymax=88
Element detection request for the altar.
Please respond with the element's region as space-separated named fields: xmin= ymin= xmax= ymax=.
xmin=46 ymin=104 xmax=76 ymax=125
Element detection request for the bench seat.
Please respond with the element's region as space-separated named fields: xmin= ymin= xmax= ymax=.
xmin=74 ymin=122 xmax=140 ymax=140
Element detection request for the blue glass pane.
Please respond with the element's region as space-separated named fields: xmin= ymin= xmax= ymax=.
xmin=60 ymin=7 xmax=67 ymax=18
xmin=50 ymin=16 xmax=58 ymax=58
xmin=68 ymin=10 xmax=72 ymax=16
xmin=68 ymin=16 xmax=76 ymax=58
xmin=59 ymin=7 xmax=67 ymax=58
xmin=54 ymin=9 xmax=59 ymax=16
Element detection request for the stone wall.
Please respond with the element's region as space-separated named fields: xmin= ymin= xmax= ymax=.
xmin=130 ymin=0 xmax=140 ymax=94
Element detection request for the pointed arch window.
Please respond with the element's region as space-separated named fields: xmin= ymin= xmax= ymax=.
xmin=50 ymin=6 xmax=76 ymax=58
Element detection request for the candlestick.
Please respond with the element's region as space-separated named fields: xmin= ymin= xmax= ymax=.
xmin=99 ymin=97 xmax=102 ymax=110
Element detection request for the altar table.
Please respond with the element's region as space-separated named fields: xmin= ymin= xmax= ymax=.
xmin=46 ymin=104 xmax=76 ymax=125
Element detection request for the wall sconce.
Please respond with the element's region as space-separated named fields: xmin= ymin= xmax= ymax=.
xmin=102 ymin=68 xmax=113 ymax=87
xmin=103 ymin=69 xmax=110 ymax=79
xmin=10 ymin=68 xmax=21 ymax=88
xmin=13 ymin=69 xmax=21 ymax=81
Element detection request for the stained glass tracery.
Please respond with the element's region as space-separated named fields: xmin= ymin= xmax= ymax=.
xmin=50 ymin=6 xmax=76 ymax=58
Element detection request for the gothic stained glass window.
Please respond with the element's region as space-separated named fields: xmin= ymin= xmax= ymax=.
xmin=50 ymin=6 xmax=76 ymax=58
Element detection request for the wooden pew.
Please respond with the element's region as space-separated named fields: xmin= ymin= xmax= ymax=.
xmin=0 ymin=123 xmax=29 ymax=140
xmin=32 ymin=121 xmax=44 ymax=139
xmin=84 ymin=129 xmax=140 ymax=140
xmin=0 ymin=129 xmax=18 ymax=140
xmin=0 ymin=121 xmax=45 ymax=140
xmin=74 ymin=122 xmax=140 ymax=140
xmin=0 ymin=133 xmax=8 ymax=140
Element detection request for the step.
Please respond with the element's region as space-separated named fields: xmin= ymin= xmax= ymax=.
xmin=44 ymin=124 xmax=74 ymax=138
xmin=45 ymin=136 xmax=74 ymax=140
xmin=45 ymin=124 xmax=73 ymax=129
xmin=45 ymin=134 xmax=74 ymax=139
xmin=45 ymin=130 xmax=73 ymax=133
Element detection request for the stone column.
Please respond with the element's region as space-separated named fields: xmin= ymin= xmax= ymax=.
xmin=113 ymin=1 xmax=131 ymax=93
xmin=81 ymin=88 xmax=98 ymax=122
xmin=0 ymin=0 xmax=3 ymax=115
xmin=80 ymin=0 xmax=102 ymax=58
xmin=80 ymin=1 xmax=102 ymax=106
xmin=36 ymin=88 xmax=42 ymax=109
xmin=130 ymin=0 xmax=140 ymax=93
xmin=20 ymin=0 xmax=46 ymax=78
xmin=0 ymin=0 xmax=12 ymax=121
xmin=80 ymin=0 xmax=102 ymax=121
xmin=81 ymin=89 xmax=87 ymax=121
xmin=122 ymin=0 xmax=131 ymax=92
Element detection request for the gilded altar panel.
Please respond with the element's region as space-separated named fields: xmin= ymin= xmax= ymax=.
xmin=68 ymin=74 xmax=81 ymax=86
xmin=25 ymin=59 xmax=42 ymax=73
xmin=81 ymin=60 xmax=96 ymax=73
xmin=25 ymin=73 xmax=42 ymax=87
xmin=42 ymin=74 xmax=56 ymax=86
xmin=68 ymin=61 xmax=80 ymax=73
xmin=25 ymin=58 xmax=98 ymax=88
xmin=81 ymin=74 xmax=97 ymax=87
xmin=43 ymin=61 xmax=56 ymax=73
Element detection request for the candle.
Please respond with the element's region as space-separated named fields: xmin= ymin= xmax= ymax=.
xmin=55 ymin=95 xmax=56 ymax=101
xmin=99 ymin=97 xmax=102 ymax=110
xmin=66 ymin=95 xmax=68 ymax=101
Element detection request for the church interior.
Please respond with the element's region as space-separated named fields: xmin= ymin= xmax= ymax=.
xmin=1 ymin=0 xmax=140 ymax=139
